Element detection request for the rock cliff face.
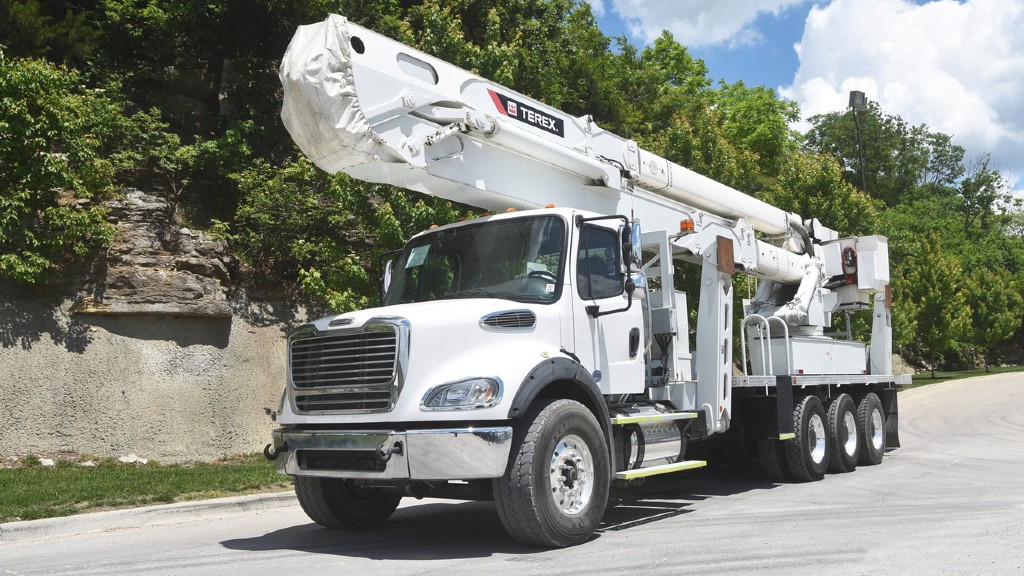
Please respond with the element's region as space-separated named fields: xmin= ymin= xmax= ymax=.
xmin=74 ymin=190 xmax=233 ymax=317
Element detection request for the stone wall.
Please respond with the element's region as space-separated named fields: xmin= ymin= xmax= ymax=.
xmin=0 ymin=285 xmax=305 ymax=462
xmin=0 ymin=189 xmax=311 ymax=462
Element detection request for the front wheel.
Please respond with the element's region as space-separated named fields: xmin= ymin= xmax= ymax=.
xmin=294 ymin=476 xmax=402 ymax=529
xmin=493 ymin=398 xmax=610 ymax=547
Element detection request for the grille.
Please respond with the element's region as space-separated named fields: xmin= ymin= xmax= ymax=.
xmin=290 ymin=327 xmax=398 ymax=413
xmin=481 ymin=310 xmax=536 ymax=329
xmin=294 ymin=391 xmax=391 ymax=412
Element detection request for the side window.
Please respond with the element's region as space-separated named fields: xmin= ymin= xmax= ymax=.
xmin=577 ymin=225 xmax=623 ymax=300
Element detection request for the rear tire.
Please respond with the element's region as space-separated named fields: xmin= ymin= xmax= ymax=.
xmin=294 ymin=476 xmax=401 ymax=529
xmin=785 ymin=395 xmax=828 ymax=482
xmin=826 ymin=394 xmax=859 ymax=473
xmin=857 ymin=393 xmax=886 ymax=466
xmin=493 ymin=398 xmax=610 ymax=548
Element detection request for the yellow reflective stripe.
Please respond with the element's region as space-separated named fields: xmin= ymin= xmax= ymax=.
xmin=778 ymin=433 xmax=796 ymax=441
xmin=614 ymin=460 xmax=707 ymax=480
xmin=611 ymin=413 xmax=698 ymax=425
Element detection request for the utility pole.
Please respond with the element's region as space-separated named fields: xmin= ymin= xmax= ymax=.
xmin=848 ymin=90 xmax=868 ymax=194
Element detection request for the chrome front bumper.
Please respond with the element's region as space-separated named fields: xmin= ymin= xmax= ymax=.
xmin=270 ymin=427 xmax=513 ymax=480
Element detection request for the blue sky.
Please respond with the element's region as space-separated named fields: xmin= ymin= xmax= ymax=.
xmin=587 ymin=0 xmax=1024 ymax=194
xmin=595 ymin=4 xmax=807 ymax=89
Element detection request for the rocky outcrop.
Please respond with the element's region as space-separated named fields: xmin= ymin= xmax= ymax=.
xmin=74 ymin=190 xmax=233 ymax=317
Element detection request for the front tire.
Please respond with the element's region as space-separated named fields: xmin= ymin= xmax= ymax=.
xmin=493 ymin=398 xmax=610 ymax=548
xmin=294 ymin=476 xmax=402 ymax=529
xmin=785 ymin=395 xmax=829 ymax=482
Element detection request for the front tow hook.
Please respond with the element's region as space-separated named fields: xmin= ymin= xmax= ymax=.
xmin=264 ymin=442 xmax=286 ymax=461
xmin=376 ymin=441 xmax=404 ymax=464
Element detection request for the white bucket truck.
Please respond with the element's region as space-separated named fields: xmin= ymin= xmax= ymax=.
xmin=265 ymin=15 xmax=907 ymax=547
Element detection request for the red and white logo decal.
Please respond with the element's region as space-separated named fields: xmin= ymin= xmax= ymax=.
xmin=486 ymin=88 xmax=565 ymax=138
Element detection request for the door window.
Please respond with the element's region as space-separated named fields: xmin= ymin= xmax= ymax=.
xmin=577 ymin=225 xmax=623 ymax=300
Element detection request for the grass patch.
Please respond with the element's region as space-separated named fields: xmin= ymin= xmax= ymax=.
xmin=902 ymin=364 xmax=1024 ymax=390
xmin=0 ymin=453 xmax=291 ymax=522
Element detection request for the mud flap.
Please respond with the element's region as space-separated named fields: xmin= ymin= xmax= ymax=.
xmin=775 ymin=376 xmax=795 ymax=439
xmin=880 ymin=388 xmax=900 ymax=448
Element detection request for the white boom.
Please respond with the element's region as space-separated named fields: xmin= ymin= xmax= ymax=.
xmin=279 ymin=15 xmax=818 ymax=285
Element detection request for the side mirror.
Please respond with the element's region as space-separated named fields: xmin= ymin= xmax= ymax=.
xmin=630 ymin=222 xmax=642 ymax=267
xmin=620 ymin=226 xmax=632 ymax=273
xmin=380 ymin=260 xmax=393 ymax=300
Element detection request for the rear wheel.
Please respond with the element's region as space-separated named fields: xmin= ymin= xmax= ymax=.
xmin=493 ymin=398 xmax=610 ymax=548
xmin=294 ymin=476 xmax=402 ymax=529
xmin=785 ymin=395 xmax=828 ymax=482
xmin=826 ymin=394 xmax=859 ymax=473
xmin=857 ymin=393 xmax=886 ymax=466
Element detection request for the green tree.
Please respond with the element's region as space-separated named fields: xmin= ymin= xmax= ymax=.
xmin=900 ymin=233 xmax=970 ymax=376
xmin=765 ymin=151 xmax=877 ymax=237
xmin=0 ymin=0 xmax=102 ymax=65
xmin=805 ymin=102 xmax=964 ymax=206
xmin=231 ymin=156 xmax=465 ymax=312
xmin=0 ymin=54 xmax=117 ymax=282
xmin=957 ymin=154 xmax=1016 ymax=237
xmin=962 ymin=267 xmax=1023 ymax=371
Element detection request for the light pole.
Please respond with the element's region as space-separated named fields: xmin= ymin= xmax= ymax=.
xmin=848 ymin=90 xmax=868 ymax=194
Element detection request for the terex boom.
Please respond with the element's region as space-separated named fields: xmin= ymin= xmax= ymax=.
xmin=265 ymin=15 xmax=907 ymax=547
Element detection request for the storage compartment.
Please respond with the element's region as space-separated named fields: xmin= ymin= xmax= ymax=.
xmin=748 ymin=336 xmax=867 ymax=375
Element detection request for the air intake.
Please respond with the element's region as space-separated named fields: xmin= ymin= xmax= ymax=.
xmin=480 ymin=310 xmax=536 ymax=330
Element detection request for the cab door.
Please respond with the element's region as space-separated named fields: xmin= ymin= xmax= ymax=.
xmin=571 ymin=220 xmax=645 ymax=395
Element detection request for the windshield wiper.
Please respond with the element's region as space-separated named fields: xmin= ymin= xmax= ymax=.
xmin=440 ymin=288 xmax=515 ymax=300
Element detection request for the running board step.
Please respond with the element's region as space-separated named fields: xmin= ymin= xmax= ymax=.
xmin=614 ymin=460 xmax=707 ymax=480
xmin=610 ymin=411 xmax=699 ymax=425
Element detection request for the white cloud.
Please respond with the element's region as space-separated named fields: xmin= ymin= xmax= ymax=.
xmin=781 ymin=0 xmax=1024 ymax=192
xmin=609 ymin=0 xmax=809 ymax=46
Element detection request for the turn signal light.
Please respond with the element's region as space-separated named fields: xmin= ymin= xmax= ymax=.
xmin=679 ymin=218 xmax=695 ymax=234
xmin=505 ymin=207 xmax=516 ymax=213
xmin=545 ymin=203 xmax=556 ymax=208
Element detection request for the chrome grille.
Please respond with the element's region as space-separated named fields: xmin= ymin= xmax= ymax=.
xmin=481 ymin=310 xmax=536 ymax=329
xmin=289 ymin=327 xmax=398 ymax=413
xmin=294 ymin=390 xmax=391 ymax=412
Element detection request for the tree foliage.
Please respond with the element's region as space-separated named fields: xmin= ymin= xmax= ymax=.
xmin=805 ymin=101 xmax=966 ymax=207
xmin=0 ymin=54 xmax=116 ymax=281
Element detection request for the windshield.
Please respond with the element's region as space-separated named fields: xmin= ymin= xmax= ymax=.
xmin=385 ymin=215 xmax=566 ymax=305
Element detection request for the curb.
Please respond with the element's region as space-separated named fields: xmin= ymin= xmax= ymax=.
xmin=0 ymin=491 xmax=297 ymax=544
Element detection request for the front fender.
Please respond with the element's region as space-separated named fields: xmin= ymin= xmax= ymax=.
xmin=508 ymin=357 xmax=613 ymax=455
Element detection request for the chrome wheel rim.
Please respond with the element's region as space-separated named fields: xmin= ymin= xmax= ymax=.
xmin=548 ymin=434 xmax=594 ymax=515
xmin=870 ymin=408 xmax=884 ymax=451
xmin=809 ymin=413 xmax=826 ymax=464
xmin=842 ymin=411 xmax=858 ymax=457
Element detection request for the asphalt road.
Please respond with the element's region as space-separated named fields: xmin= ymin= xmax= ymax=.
xmin=3 ymin=373 xmax=1023 ymax=575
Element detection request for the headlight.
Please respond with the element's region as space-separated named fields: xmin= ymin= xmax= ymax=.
xmin=421 ymin=377 xmax=503 ymax=410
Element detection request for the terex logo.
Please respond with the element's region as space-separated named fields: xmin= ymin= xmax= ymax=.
xmin=487 ymin=89 xmax=565 ymax=138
